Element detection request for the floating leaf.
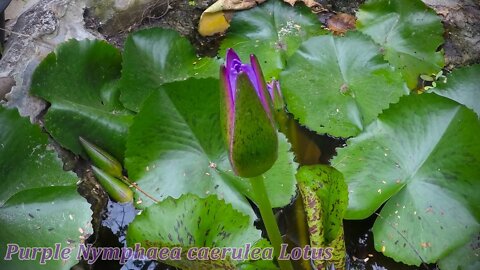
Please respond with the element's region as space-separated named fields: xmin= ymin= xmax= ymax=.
xmin=356 ymin=0 xmax=444 ymax=88
xmin=220 ymin=0 xmax=326 ymax=79
xmin=31 ymin=39 xmax=133 ymax=161
xmin=0 ymin=107 xmax=92 ymax=269
xmin=118 ymin=28 xmax=220 ymax=112
xmin=280 ymin=32 xmax=408 ymax=138
xmin=296 ymin=165 xmax=348 ymax=269
xmin=433 ymin=64 xmax=480 ymax=117
xmin=126 ymin=194 xmax=267 ymax=269
xmin=125 ymin=78 xmax=297 ymax=217
xmin=332 ymin=93 xmax=480 ymax=265
xmin=438 ymin=233 xmax=480 ymax=270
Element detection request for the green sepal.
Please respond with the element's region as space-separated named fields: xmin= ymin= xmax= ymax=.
xmin=80 ymin=137 xmax=123 ymax=179
xmin=91 ymin=166 xmax=133 ymax=203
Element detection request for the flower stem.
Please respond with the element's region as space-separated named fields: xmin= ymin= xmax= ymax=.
xmin=250 ymin=175 xmax=293 ymax=270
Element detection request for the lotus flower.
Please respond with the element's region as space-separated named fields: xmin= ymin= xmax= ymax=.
xmin=220 ymin=49 xmax=278 ymax=178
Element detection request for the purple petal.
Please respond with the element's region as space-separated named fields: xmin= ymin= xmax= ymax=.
xmin=249 ymin=54 xmax=271 ymax=117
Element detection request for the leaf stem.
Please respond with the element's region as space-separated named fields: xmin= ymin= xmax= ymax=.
xmin=122 ymin=176 xmax=159 ymax=203
xmin=250 ymin=175 xmax=293 ymax=270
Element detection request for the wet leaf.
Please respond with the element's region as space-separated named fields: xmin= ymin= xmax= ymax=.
xmin=91 ymin=166 xmax=133 ymax=203
xmin=280 ymin=32 xmax=409 ymax=138
xmin=357 ymin=0 xmax=445 ymax=88
xmin=332 ymin=93 xmax=480 ymax=265
xmin=80 ymin=137 xmax=123 ymax=179
xmin=433 ymin=64 xmax=480 ymax=117
xmin=296 ymin=165 xmax=347 ymax=269
xmin=126 ymin=194 xmax=269 ymax=269
xmin=438 ymin=232 xmax=480 ymax=270
xmin=118 ymin=28 xmax=220 ymax=112
xmin=31 ymin=39 xmax=133 ymax=161
xmin=220 ymin=0 xmax=326 ymax=79
xmin=0 ymin=107 xmax=92 ymax=269
xmin=125 ymin=78 xmax=297 ymax=218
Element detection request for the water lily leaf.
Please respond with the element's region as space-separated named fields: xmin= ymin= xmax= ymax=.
xmin=126 ymin=194 xmax=267 ymax=269
xmin=332 ymin=93 xmax=480 ymax=265
xmin=31 ymin=39 xmax=133 ymax=161
xmin=280 ymin=32 xmax=408 ymax=138
xmin=118 ymin=28 xmax=220 ymax=112
xmin=438 ymin=232 xmax=480 ymax=270
xmin=0 ymin=107 xmax=92 ymax=269
xmin=357 ymin=0 xmax=445 ymax=88
xmin=296 ymin=165 xmax=347 ymax=269
xmin=220 ymin=0 xmax=326 ymax=79
xmin=125 ymin=78 xmax=297 ymax=218
xmin=433 ymin=64 xmax=480 ymax=117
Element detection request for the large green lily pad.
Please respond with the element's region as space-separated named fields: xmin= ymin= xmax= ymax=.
xmin=30 ymin=39 xmax=133 ymax=161
xmin=0 ymin=107 xmax=92 ymax=269
xmin=118 ymin=28 xmax=220 ymax=112
xmin=124 ymin=78 xmax=297 ymax=218
xmin=438 ymin=233 xmax=480 ymax=270
xmin=126 ymin=194 xmax=271 ymax=269
xmin=357 ymin=0 xmax=445 ymax=88
xmin=220 ymin=0 xmax=326 ymax=80
xmin=280 ymin=32 xmax=408 ymax=138
xmin=433 ymin=64 xmax=480 ymax=117
xmin=332 ymin=93 xmax=480 ymax=265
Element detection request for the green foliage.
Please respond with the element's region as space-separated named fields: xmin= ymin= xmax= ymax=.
xmin=332 ymin=93 xmax=480 ymax=265
xmin=220 ymin=0 xmax=326 ymax=79
xmin=357 ymin=0 xmax=445 ymax=88
xmin=118 ymin=28 xmax=220 ymax=112
xmin=21 ymin=0 xmax=478 ymax=267
xmin=0 ymin=107 xmax=92 ymax=269
xmin=433 ymin=64 xmax=480 ymax=117
xmin=126 ymin=194 xmax=271 ymax=269
xmin=438 ymin=233 xmax=480 ymax=270
xmin=296 ymin=165 xmax=348 ymax=269
xmin=124 ymin=78 xmax=297 ymax=216
xmin=30 ymin=39 xmax=133 ymax=161
xmin=280 ymin=32 xmax=408 ymax=137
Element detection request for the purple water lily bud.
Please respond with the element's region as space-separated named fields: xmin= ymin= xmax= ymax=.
xmin=267 ymin=79 xmax=285 ymax=111
xmin=220 ymin=49 xmax=278 ymax=178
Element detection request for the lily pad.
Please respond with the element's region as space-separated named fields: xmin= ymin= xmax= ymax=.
xmin=332 ymin=93 xmax=480 ymax=265
xmin=357 ymin=0 xmax=445 ymax=88
xmin=296 ymin=165 xmax=348 ymax=269
xmin=433 ymin=64 xmax=480 ymax=117
xmin=31 ymin=39 xmax=133 ymax=161
xmin=0 ymin=107 xmax=92 ymax=269
xmin=126 ymin=194 xmax=267 ymax=269
xmin=124 ymin=78 xmax=297 ymax=218
xmin=220 ymin=0 xmax=326 ymax=79
xmin=438 ymin=232 xmax=480 ymax=270
xmin=280 ymin=32 xmax=409 ymax=138
xmin=118 ymin=28 xmax=220 ymax=112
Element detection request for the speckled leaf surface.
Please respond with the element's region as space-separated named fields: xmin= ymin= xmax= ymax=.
xmin=126 ymin=194 xmax=266 ymax=269
xmin=438 ymin=233 xmax=480 ymax=270
xmin=125 ymin=78 xmax=297 ymax=218
xmin=280 ymin=32 xmax=408 ymax=137
xmin=357 ymin=0 xmax=445 ymax=88
xmin=296 ymin=165 xmax=348 ymax=269
xmin=332 ymin=93 xmax=480 ymax=265
xmin=118 ymin=28 xmax=220 ymax=112
xmin=220 ymin=0 xmax=326 ymax=79
xmin=30 ymin=39 xmax=133 ymax=161
xmin=433 ymin=64 xmax=480 ymax=117
xmin=0 ymin=107 xmax=92 ymax=269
